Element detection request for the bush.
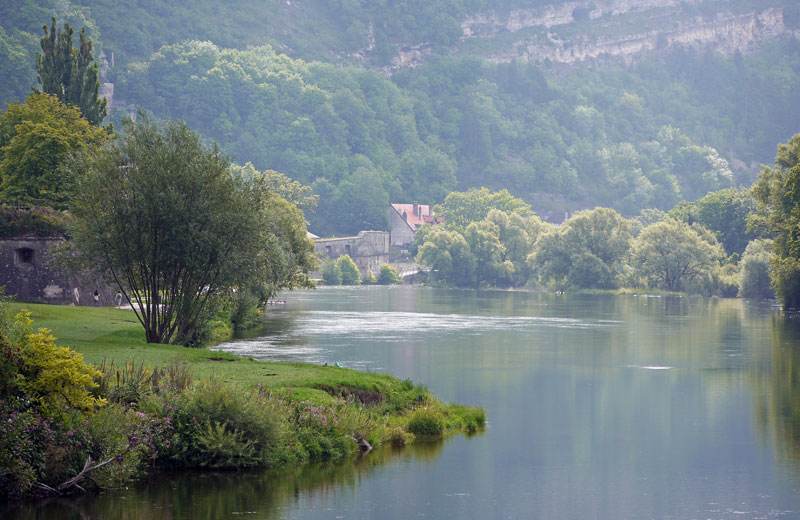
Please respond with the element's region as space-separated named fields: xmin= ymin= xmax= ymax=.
xmin=321 ymin=260 xmax=342 ymax=285
xmin=377 ymin=264 xmax=402 ymax=285
xmin=406 ymin=407 xmax=444 ymax=437
xmin=337 ymin=255 xmax=361 ymax=285
xmin=160 ymin=379 xmax=284 ymax=469
xmin=229 ymin=290 xmax=263 ymax=331
xmin=0 ymin=206 xmax=71 ymax=238
xmin=361 ymin=270 xmax=376 ymax=284
xmin=9 ymin=310 xmax=105 ymax=413
xmin=86 ymin=404 xmax=171 ymax=487
xmin=0 ymin=398 xmax=93 ymax=498
xmin=384 ymin=426 xmax=414 ymax=446
xmin=739 ymin=239 xmax=774 ymax=299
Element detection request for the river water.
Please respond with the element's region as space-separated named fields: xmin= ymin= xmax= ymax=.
xmin=11 ymin=286 xmax=800 ymax=518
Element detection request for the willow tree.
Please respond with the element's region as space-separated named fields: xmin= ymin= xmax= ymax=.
xmin=36 ymin=18 xmax=107 ymax=125
xmin=70 ymin=116 xmax=315 ymax=345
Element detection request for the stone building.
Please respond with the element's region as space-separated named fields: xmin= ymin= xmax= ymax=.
xmin=0 ymin=238 xmax=115 ymax=306
xmin=314 ymin=231 xmax=389 ymax=276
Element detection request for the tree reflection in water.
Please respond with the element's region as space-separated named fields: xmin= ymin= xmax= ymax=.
xmin=754 ymin=316 xmax=800 ymax=472
xmin=4 ymin=440 xmax=451 ymax=519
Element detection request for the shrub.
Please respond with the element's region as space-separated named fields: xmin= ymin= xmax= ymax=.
xmin=0 ymin=206 xmax=71 ymax=238
xmin=321 ymin=260 xmax=342 ymax=285
xmin=11 ymin=310 xmax=105 ymax=413
xmin=377 ymin=264 xmax=402 ymax=285
xmin=194 ymin=420 xmax=258 ymax=469
xmin=384 ymin=426 xmax=414 ymax=446
xmin=97 ymin=358 xmax=153 ymax=405
xmin=739 ymin=239 xmax=774 ymax=299
xmin=406 ymin=407 xmax=444 ymax=437
xmin=229 ymin=290 xmax=262 ymax=331
xmin=337 ymin=255 xmax=361 ymax=285
xmin=294 ymin=401 xmax=358 ymax=460
xmin=161 ymin=379 xmax=283 ymax=469
xmin=86 ymin=404 xmax=172 ymax=487
xmin=361 ymin=270 xmax=376 ymax=284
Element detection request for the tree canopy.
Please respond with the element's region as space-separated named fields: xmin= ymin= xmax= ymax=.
xmin=69 ymin=116 xmax=315 ymax=345
xmin=0 ymin=93 xmax=109 ymax=207
xmin=632 ymin=219 xmax=723 ymax=292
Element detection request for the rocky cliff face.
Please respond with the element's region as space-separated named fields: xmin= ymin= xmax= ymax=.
xmin=391 ymin=0 xmax=795 ymax=70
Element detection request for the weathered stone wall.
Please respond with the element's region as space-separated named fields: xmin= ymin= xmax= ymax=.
xmin=0 ymin=238 xmax=116 ymax=306
xmin=315 ymin=231 xmax=390 ymax=276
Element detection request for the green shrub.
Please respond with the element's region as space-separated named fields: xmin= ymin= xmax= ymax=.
xmin=361 ymin=270 xmax=376 ymax=284
xmin=739 ymin=239 xmax=774 ymax=299
xmin=87 ymin=404 xmax=153 ymax=487
xmin=0 ymin=206 xmax=71 ymax=238
xmin=161 ymin=379 xmax=283 ymax=469
xmin=337 ymin=255 xmax=361 ymax=285
xmin=406 ymin=407 xmax=444 ymax=437
xmin=377 ymin=264 xmax=402 ymax=285
xmin=384 ymin=426 xmax=414 ymax=446
xmin=229 ymin=290 xmax=263 ymax=331
xmin=194 ymin=420 xmax=258 ymax=469
xmin=321 ymin=260 xmax=342 ymax=285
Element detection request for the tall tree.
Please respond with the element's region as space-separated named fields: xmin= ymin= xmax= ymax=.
xmin=750 ymin=134 xmax=800 ymax=308
xmin=69 ymin=116 xmax=315 ymax=345
xmin=35 ymin=18 xmax=107 ymax=125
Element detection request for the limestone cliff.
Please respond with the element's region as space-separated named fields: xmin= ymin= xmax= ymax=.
xmin=389 ymin=0 xmax=796 ymax=70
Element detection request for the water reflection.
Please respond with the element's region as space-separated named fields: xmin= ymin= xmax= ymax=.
xmin=5 ymin=442 xmax=448 ymax=519
xmin=753 ymin=316 xmax=800 ymax=475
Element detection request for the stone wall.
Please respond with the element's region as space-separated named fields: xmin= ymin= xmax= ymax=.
xmin=0 ymin=238 xmax=116 ymax=306
xmin=315 ymin=231 xmax=390 ymax=276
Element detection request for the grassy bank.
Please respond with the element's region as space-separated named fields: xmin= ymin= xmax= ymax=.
xmin=2 ymin=301 xmax=485 ymax=499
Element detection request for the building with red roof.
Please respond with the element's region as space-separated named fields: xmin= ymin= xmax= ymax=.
xmin=388 ymin=203 xmax=444 ymax=247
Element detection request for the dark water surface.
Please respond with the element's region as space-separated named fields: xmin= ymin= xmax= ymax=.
xmin=11 ymin=287 xmax=800 ymax=519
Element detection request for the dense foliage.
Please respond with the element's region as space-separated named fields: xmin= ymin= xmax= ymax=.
xmin=2 ymin=4 xmax=799 ymax=234
xmin=68 ymin=116 xmax=316 ymax=345
xmin=751 ymin=133 xmax=800 ymax=308
xmin=103 ymin=38 xmax=800 ymax=234
xmin=416 ymin=187 xmax=752 ymax=296
xmin=0 ymin=93 xmax=109 ymax=208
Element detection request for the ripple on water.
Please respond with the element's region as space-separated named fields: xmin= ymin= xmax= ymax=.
xmin=213 ymin=309 xmax=620 ymax=362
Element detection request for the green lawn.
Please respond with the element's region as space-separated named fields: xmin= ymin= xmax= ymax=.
xmin=7 ymin=302 xmax=409 ymax=396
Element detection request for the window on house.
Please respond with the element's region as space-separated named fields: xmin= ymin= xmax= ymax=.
xmin=345 ymin=245 xmax=351 ymax=256
xmin=325 ymin=245 xmax=332 ymax=257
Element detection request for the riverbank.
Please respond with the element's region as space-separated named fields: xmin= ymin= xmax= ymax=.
xmin=2 ymin=301 xmax=485 ymax=500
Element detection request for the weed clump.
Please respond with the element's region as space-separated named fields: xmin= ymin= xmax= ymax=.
xmin=407 ymin=408 xmax=445 ymax=437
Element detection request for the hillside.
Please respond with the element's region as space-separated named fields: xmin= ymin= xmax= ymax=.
xmin=1 ymin=0 xmax=799 ymax=233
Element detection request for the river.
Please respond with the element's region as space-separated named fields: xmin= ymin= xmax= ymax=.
xmin=11 ymin=286 xmax=800 ymax=518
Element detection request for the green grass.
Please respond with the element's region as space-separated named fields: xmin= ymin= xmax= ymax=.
xmin=5 ymin=302 xmax=460 ymax=406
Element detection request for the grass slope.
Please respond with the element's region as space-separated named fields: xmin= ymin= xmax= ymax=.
xmin=6 ymin=302 xmax=442 ymax=403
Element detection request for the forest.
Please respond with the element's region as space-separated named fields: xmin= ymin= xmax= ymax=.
xmin=1 ymin=1 xmax=799 ymax=237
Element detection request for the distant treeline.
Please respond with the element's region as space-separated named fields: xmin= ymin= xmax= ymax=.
xmin=109 ymin=39 xmax=800 ymax=234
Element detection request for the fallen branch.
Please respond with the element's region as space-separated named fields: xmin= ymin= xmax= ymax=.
xmin=35 ymin=438 xmax=138 ymax=496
